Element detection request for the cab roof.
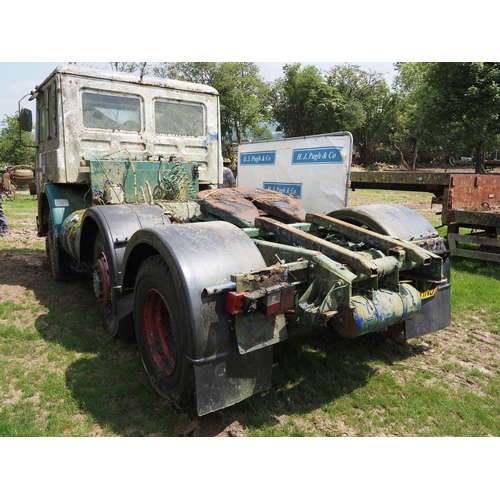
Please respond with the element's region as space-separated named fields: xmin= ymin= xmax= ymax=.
xmin=36 ymin=65 xmax=220 ymax=96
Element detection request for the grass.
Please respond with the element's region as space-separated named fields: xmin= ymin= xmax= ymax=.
xmin=1 ymin=191 xmax=500 ymax=437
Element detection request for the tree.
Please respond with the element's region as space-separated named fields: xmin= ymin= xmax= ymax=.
xmin=390 ymin=62 xmax=432 ymax=169
xmin=109 ymin=62 xmax=151 ymax=77
xmin=270 ymin=63 xmax=346 ymax=137
xmin=153 ymin=62 xmax=270 ymax=157
xmin=421 ymin=62 xmax=500 ymax=173
xmin=327 ymin=64 xmax=392 ymax=167
xmin=0 ymin=114 xmax=36 ymax=166
xmin=153 ymin=62 xmax=217 ymax=85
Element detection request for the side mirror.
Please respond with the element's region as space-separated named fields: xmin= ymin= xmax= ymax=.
xmin=19 ymin=108 xmax=33 ymax=132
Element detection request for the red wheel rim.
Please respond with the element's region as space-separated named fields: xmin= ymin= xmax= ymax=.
xmin=141 ymin=289 xmax=177 ymax=377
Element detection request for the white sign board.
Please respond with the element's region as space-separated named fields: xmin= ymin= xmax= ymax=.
xmin=237 ymin=132 xmax=352 ymax=214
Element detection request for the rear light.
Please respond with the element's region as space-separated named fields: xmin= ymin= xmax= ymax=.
xmin=280 ymin=284 xmax=295 ymax=310
xmin=260 ymin=287 xmax=282 ymax=315
xmin=225 ymin=291 xmax=245 ymax=315
xmin=225 ymin=283 xmax=295 ymax=316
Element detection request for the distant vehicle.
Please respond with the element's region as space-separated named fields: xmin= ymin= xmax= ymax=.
xmin=449 ymin=156 xmax=475 ymax=167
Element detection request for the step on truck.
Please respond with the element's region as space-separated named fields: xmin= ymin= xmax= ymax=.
xmin=19 ymin=65 xmax=451 ymax=416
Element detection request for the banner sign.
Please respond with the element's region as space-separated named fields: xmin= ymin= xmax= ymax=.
xmin=292 ymin=146 xmax=343 ymax=164
xmin=237 ymin=133 xmax=352 ymax=213
xmin=262 ymin=182 xmax=302 ymax=198
xmin=239 ymin=151 xmax=276 ymax=166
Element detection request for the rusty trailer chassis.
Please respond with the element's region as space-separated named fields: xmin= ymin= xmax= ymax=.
xmin=350 ymin=171 xmax=500 ymax=263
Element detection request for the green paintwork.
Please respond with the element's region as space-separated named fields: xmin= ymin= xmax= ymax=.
xmin=88 ymin=157 xmax=199 ymax=204
xmin=42 ymin=183 xmax=90 ymax=235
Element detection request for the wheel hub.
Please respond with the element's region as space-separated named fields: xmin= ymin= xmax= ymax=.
xmin=142 ymin=289 xmax=177 ymax=377
xmin=93 ymin=252 xmax=112 ymax=314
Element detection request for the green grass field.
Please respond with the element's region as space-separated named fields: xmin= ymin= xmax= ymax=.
xmin=1 ymin=191 xmax=499 ymax=437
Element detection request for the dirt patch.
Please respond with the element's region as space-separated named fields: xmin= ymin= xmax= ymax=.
xmin=1 ymin=226 xmax=42 ymax=247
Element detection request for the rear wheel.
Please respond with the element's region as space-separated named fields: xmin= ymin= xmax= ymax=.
xmin=134 ymin=255 xmax=194 ymax=409
xmin=93 ymin=232 xmax=134 ymax=339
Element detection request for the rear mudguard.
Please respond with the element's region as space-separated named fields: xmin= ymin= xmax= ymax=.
xmin=121 ymin=221 xmax=272 ymax=416
xmin=57 ymin=204 xmax=169 ymax=337
xmin=329 ymin=203 xmax=451 ymax=337
xmin=78 ymin=204 xmax=169 ymax=286
xmin=56 ymin=203 xmax=168 ymax=278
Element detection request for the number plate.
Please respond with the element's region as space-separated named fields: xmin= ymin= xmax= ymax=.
xmin=420 ymin=286 xmax=438 ymax=300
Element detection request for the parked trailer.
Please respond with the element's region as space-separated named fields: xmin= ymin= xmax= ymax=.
xmin=350 ymin=171 xmax=500 ymax=263
xmin=19 ymin=66 xmax=450 ymax=415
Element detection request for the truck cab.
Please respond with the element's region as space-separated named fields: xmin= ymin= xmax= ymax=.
xmin=22 ymin=65 xmax=222 ymax=233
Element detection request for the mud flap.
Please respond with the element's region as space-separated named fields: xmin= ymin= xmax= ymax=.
xmin=193 ymin=347 xmax=273 ymax=416
xmin=405 ymin=259 xmax=451 ymax=339
xmin=114 ymin=292 xmax=136 ymax=339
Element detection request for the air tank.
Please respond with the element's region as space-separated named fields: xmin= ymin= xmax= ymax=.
xmin=330 ymin=283 xmax=422 ymax=338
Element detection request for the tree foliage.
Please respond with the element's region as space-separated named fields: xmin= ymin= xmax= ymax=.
xmin=105 ymin=61 xmax=500 ymax=169
xmin=0 ymin=114 xmax=36 ymax=166
xmin=22 ymin=61 xmax=499 ymax=170
xmin=327 ymin=64 xmax=392 ymax=166
xmin=420 ymin=62 xmax=500 ymax=173
xmin=270 ymin=63 xmax=345 ymax=137
xmin=390 ymin=62 xmax=432 ymax=169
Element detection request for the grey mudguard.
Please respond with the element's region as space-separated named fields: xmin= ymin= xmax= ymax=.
xmin=328 ymin=203 xmax=437 ymax=238
xmin=122 ymin=220 xmax=273 ymax=416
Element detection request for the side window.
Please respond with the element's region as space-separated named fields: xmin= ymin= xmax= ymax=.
xmin=155 ymin=100 xmax=204 ymax=137
xmin=37 ymin=92 xmax=47 ymax=143
xmin=82 ymin=92 xmax=141 ymax=131
xmin=48 ymin=85 xmax=57 ymax=140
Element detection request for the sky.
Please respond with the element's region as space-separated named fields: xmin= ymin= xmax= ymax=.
xmin=0 ymin=61 xmax=396 ymax=129
xmin=1 ymin=0 xmax=491 ymax=129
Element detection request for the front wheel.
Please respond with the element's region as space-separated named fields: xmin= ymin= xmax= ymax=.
xmin=47 ymin=212 xmax=74 ymax=280
xmin=134 ymin=255 xmax=194 ymax=409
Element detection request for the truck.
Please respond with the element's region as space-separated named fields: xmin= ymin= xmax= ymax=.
xmin=18 ymin=65 xmax=451 ymax=416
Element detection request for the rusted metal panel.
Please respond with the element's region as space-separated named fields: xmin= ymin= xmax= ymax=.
xmin=446 ymin=210 xmax=500 ymax=228
xmin=443 ymin=175 xmax=500 ymax=260
xmin=198 ymin=187 xmax=307 ymax=227
xmin=447 ymin=174 xmax=500 ymax=212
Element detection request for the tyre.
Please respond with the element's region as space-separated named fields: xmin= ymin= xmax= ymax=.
xmin=47 ymin=212 xmax=74 ymax=280
xmin=134 ymin=255 xmax=194 ymax=409
xmin=93 ymin=232 xmax=135 ymax=339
